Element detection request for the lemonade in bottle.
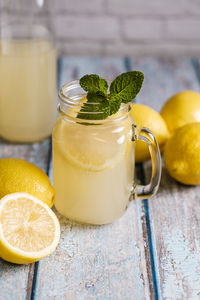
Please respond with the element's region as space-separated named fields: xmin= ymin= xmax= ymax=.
xmin=53 ymin=75 xmax=161 ymax=224
xmin=0 ymin=1 xmax=56 ymax=142
xmin=0 ymin=39 xmax=56 ymax=142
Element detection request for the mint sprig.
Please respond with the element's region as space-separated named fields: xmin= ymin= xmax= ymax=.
xmin=110 ymin=71 xmax=144 ymax=103
xmin=80 ymin=75 xmax=108 ymax=95
xmin=78 ymin=71 xmax=144 ymax=121
xmin=77 ymin=92 xmax=110 ymax=120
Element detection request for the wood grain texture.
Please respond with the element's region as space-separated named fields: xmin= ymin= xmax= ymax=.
xmin=130 ymin=57 xmax=200 ymax=299
xmin=34 ymin=57 xmax=153 ymax=300
xmin=133 ymin=57 xmax=200 ymax=112
xmin=0 ymin=138 xmax=50 ymax=300
xmin=58 ymin=57 xmax=129 ymax=87
xmin=2 ymin=57 xmax=199 ymax=300
xmin=0 ymin=138 xmax=50 ymax=171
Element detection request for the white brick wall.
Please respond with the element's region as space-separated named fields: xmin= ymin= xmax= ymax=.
xmin=56 ymin=0 xmax=104 ymax=14
xmin=2 ymin=0 xmax=200 ymax=56
xmin=166 ymin=18 xmax=200 ymax=40
xmin=106 ymin=0 xmax=190 ymax=16
xmin=104 ymin=41 xmax=200 ymax=56
xmin=56 ymin=16 xmax=120 ymax=41
xmin=123 ymin=19 xmax=163 ymax=40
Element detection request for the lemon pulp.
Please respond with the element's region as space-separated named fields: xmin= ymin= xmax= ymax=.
xmin=0 ymin=193 xmax=60 ymax=264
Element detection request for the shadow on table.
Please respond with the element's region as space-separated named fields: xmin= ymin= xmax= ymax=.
xmin=144 ymin=162 xmax=198 ymax=195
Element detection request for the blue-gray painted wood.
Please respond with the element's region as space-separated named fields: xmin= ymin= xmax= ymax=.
xmin=130 ymin=57 xmax=200 ymax=300
xmin=0 ymin=139 xmax=50 ymax=300
xmin=58 ymin=56 xmax=128 ymax=87
xmin=132 ymin=57 xmax=200 ymax=112
xmin=34 ymin=57 xmax=152 ymax=300
xmin=1 ymin=57 xmax=200 ymax=300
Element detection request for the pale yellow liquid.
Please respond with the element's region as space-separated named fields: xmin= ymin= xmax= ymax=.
xmin=0 ymin=40 xmax=57 ymax=142
xmin=53 ymin=115 xmax=134 ymax=225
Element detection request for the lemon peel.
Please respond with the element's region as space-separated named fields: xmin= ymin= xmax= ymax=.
xmin=164 ymin=122 xmax=200 ymax=185
xmin=0 ymin=158 xmax=55 ymax=207
xmin=0 ymin=193 xmax=60 ymax=264
xmin=161 ymin=90 xmax=200 ymax=134
xmin=130 ymin=103 xmax=169 ymax=162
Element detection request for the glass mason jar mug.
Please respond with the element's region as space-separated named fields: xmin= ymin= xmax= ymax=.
xmin=53 ymin=80 xmax=161 ymax=225
xmin=0 ymin=0 xmax=56 ymax=142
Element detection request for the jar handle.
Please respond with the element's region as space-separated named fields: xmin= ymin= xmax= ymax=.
xmin=132 ymin=125 xmax=161 ymax=199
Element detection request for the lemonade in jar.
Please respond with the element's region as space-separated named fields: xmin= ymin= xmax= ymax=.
xmin=53 ymin=73 xmax=161 ymax=224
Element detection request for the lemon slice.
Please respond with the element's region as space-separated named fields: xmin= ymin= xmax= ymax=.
xmin=54 ymin=116 xmax=133 ymax=172
xmin=63 ymin=141 xmax=132 ymax=172
xmin=0 ymin=193 xmax=60 ymax=264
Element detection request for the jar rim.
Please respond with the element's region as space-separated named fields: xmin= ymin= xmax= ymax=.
xmin=58 ymin=79 xmax=130 ymax=124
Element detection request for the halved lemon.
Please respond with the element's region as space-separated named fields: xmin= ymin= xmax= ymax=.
xmin=0 ymin=193 xmax=60 ymax=264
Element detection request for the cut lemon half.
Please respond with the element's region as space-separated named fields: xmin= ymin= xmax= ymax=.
xmin=0 ymin=193 xmax=60 ymax=264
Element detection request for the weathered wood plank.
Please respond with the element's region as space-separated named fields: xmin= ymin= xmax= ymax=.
xmin=0 ymin=139 xmax=50 ymax=171
xmin=58 ymin=56 xmax=128 ymax=87
xmin=0 ymin=139 xmax=50 ymax=300
xmin=133 ymin=57 xmax=200 ymax=112
xmin=130 ymin=57 xmax=200 ymax=299
xmin=34 ymin=57 xmax=153 ymax=300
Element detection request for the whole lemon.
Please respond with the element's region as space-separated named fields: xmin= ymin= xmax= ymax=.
xmin=164 ymin=122 xmax=200 ymax=185
xmin=0 ymin=158 xmax=54 ymax=207
xmin=161 ymin=90 xmax=200 ymax=134
xmin=130 ymin=103 xmax=169 ymax=162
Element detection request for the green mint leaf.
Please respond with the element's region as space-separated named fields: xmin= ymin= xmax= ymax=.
xmin=110 ymin=71 xmax=144 ymax=103
xmin=77 ymin=92 xmax=110 ymax=120
xmin=78 ymin=71 xmax=144 ymax=123
xmin=87 ymin=91 xmax=106 ymax=102
xmin=80 ymin=74 xmax=108 ymax=95
xmin=107 ymin=95 xmax=122 ymax=115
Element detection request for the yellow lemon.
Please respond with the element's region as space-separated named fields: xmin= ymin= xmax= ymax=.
xmin=0 ymin=192 xmax=60 ymax=264
xmin=0 ymin=158 xmax=55 ymax=207
xmin=164 ymin=122 xmax=200 ymax=185
xmin=161 ymin=90 xmax=200 ymax=134
xmin=130 ymin=103 xmax=169 ymax=162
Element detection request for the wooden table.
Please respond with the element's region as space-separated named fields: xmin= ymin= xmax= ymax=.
xmin=1 ymin=57 xmax=200 ymax=300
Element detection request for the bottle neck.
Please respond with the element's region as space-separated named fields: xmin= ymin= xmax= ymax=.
xmin=0 ymin=0 xmax=54 ymax=41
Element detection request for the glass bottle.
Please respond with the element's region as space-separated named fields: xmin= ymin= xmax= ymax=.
xmin=0 ymin=0 xmax=56 ymax=142
xmin=52 ymin=80 xmax=161 ymax=225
